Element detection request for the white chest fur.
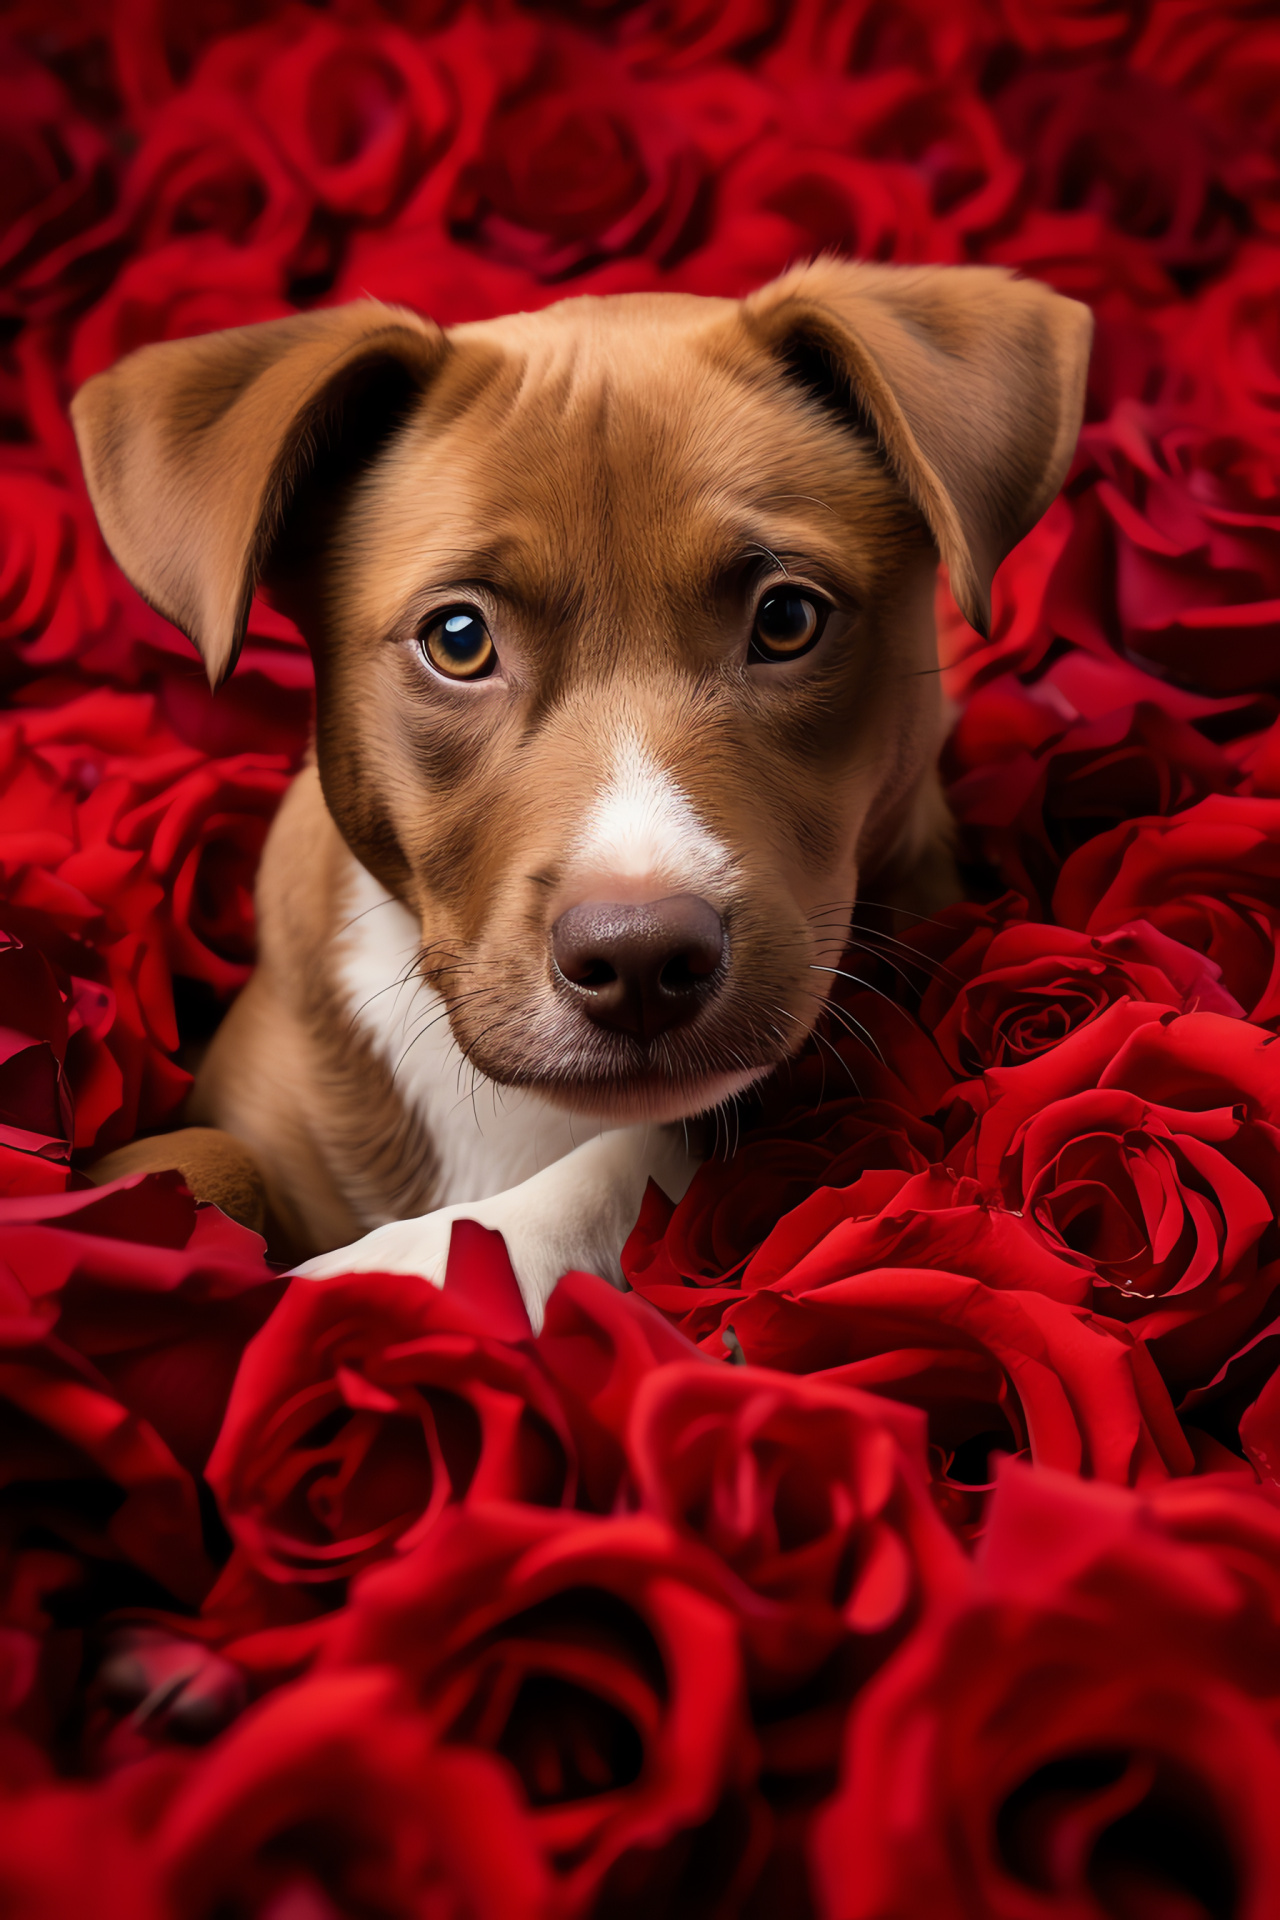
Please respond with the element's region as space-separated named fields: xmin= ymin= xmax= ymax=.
xmin=333 ymin=859 xmax=601 ymax=1213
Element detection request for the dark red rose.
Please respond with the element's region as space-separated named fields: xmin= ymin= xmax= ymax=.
xmin=997 ymin=0 xmax=1149 ymax=56
xmin=0 ymin=460 xmax=112 ymax=674
xmin=326 ymin=1503 xmax=760 ymax=1914
xmin=679 ymin=139 xmax=958 ymax=298
xmin=0 ymin=928 xmax=75 ymax=1194
xmin=915 ymin=910 xmax=1243 ymax=1077
xmin=0 ymin=42 xmax=119 ymax=323
xmin=991 ymin=63 xmax=1246 ymax=283
xmin=842 ymin=71 xmax=1021 ymax=239
xmin=811 ymin=1463 xmax=1280 ymax=1920
xmin=948 ymin=694 xmax=1245 ymax=913
xmin=204 ymin=1268 xmax=577 ymax=1627
xmin=613 ymin=0 xmax=791 ymax=69
xmin=1047 ymin=401 xmax=1280 ymax=700
xmin=1 ymin=1171 xmax=282 ymax=1474
xmin=1173 ymin=241 xmax=1280 ymax=471
xmin=450 ymin=32 xmax=708 ymax=279
xmin=715 ymin=1268 xmax=1192 ymax=1524
xmin=622 ymin=1099 xmax=939 ymax=1297
xmin=968 ymin=1006 xmax=1280 ymax=1384
xmin=70 ymin=236 xmax=294 ymax=387
xmin=0 ymin=1669 xmax=554 ymax=1920
xmin=1053 ymin=796 xmax=1280 ymax=1022
xmin=625 ymin=1362 xmax=962 ymax=1696
xmin=1143 ymin=14 xmax=1280 ymax=240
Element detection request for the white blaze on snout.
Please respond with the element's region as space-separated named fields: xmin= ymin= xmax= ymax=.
xmin=566 ymin=729 xmax=736 ymax=905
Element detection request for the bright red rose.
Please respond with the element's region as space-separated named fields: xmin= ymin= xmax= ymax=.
xmin=0 ymin=1772 xmax=164 ymax=1920
xmin=968 ymin=1007 xmax=1280 ymax=1384
xmin=811 ymin=1463 xmax=1280 ymax=1920
xmin=1046 ymin=401 xmax=1280 ymax=699
xmin=204 ymin=1268 xmax=577 ymax=1627
xmin=713 ymin=1268 xmax=1192 ymax=1517
xmin=625 ymin=1362 xmax=962 ymax=1697
xmin=326 ymin=1502 xmax=760 ymax=1915
xmin=622 ymin=1099 xmax=939 ymax=1298
xmin=1053 ymin=795 xmax=1280 ymax=1022
xmin=916 ymin=910 xmax=1243 ymax=1077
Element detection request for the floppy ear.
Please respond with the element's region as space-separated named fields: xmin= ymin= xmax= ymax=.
xmin=71 ymin=302 xmax=446 ymax=686
xmin=742 ymin=259 xmax=1093 ymax=636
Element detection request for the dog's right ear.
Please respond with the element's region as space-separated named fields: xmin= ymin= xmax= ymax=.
xmin=71 ymin=303 xmax=446 ymax=686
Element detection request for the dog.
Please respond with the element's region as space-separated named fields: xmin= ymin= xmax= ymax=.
xmin=72 ymin=259 xmax=1091 ymax=1326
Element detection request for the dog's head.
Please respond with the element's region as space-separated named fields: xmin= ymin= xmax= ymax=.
xmin=72 ymin=262 xmax=1090 ymax=1123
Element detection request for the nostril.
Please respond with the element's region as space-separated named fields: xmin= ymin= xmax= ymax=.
xmin=550 ymin=895 xmax=726 ymax=1041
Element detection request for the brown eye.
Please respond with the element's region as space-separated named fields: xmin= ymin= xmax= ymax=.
xmin=750 ymin=589 xmax=827 ymax=662
xmin=420 ymin=607 xmax=496 ymax=681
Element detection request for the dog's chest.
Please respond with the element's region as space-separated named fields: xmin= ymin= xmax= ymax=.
xmin=334 ymin=861 xmax=597 ymax=1208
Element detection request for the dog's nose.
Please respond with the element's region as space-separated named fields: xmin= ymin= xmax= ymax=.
xmin=551 ymin=896 xmax=725 ymax=1040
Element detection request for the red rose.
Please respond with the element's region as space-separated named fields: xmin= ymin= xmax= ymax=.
xmin=679 ymin=139 xmax=958 ymax=298
xmin=997 ymin=0 xmax=1149 ymax=56
xmin=948 ymin=693 xmax=1244 ymax=912
xmin=153 ymin=1670 xmax=556 ymax=1920
xmin=991 ymin=63 xmax=1244 ymax=282
xmin=0 ymin=460 xmax=112 ymax=673
xmin=1174 ymin=241 xmax=1280 ymax=466
xmin=0 ymin=928 xmax=75 ymax=1194
xmin=842 ymin=72 xmax=1021 ymax=240
xmin=1045 ymin=401 xmax=1280 ymax=700
xmin=0 ymin=43 xmax=119 ymax=324
xmin=204 ymin=1267 xmax=577 ymax=1627
xmin=811 ymin=1463 xmax=1280 ymax=1920
xmin=0 ymin=1669 xmax=554 ymax=1920
xmin=1 ymin=1169 xmax=281 ymax=1467
xmin=1142 ymin=16 xmax=1280 ymax=241
xmin=449 ymin=33 xmax=708 ymax=279
xmin=623 ymin=1099 xmax=939 ymax=1298
xmin=1053 ymin=796 xmax=1280 ymax=1022
xmin=325 ymin=1502 xmax=759 ymax=1914
xmin=625 ymin=1361 xmax=962 ymax=1699
xmin=935 ymin=500 xmax=1074 ymax=701
xmin=969 ymin=1007 xmax=1280 ymax=1384
xmin=914 ymin=908 xmax=1243 ymax=1077
xmin=715 ymin=1268 xmax=1191 ymax=1521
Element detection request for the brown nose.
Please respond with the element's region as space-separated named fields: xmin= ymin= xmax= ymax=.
xmin=551 ymin=896 xmax=725 ymax=1040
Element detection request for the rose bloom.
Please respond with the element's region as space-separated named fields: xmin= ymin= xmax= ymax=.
xmin=326 ymin=1502 xmax=759 ymax=1915
xmin=0 ymin=460 xmax=112 ymax=674
xmin=968 ymin=1005 xmax=1280 ymax=1387
xmin=713 ymin=1265 xmax=1190 ymax=1511
xmin=449 ymin=32 xmax=708 ymax=280
xmin=623 ymin=1099 xmax=938 ymax=1298
xmin=1045 ymin=401 xmax=1280 ymax=700
xmin=1173 ymin=241 xmax=1280 ymax=466
xmin=0 ymin=43 xmax=119 ymax=323
xmin=1053 ymin=794 xmax=1280 ymax=1022
xmin=947 ymin=693 xmax=1245 ymax=913
xmin=204 ymin=1268 xmax=577 ymax=1629
xmin=991 ymin=62 xmax=1245 ymax=283
xmin=811 ymin=1463 xmax=1280 ymax=1920
xmin=624 ymin=1361 xmax=963 ymax=1704
xmin=0 ymin=1670 xmax=554 ymax=1920
xmin=911 ymin=905 xmax=1243 ymax=1078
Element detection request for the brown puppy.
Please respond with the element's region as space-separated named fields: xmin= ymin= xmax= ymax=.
xmin=72 ymin=259 xmax=1091 ymax=1321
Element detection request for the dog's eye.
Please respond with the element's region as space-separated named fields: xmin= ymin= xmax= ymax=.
xmin=750 ymin=590 xmax=827 ymax=663
xmin=419 ymin=607 xmax=496 ymax=681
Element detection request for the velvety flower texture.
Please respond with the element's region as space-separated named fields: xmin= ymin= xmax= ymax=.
xmin=1 ymin=1 xmax=1280 ymax=1916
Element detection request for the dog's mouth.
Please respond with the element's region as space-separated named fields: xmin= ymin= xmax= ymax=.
xmin=448 ymin=989 xmax=796 ymax=1124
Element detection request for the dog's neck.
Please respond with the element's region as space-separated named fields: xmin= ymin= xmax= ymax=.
xmin=335 ymin=857 xmax=604 ymax=1213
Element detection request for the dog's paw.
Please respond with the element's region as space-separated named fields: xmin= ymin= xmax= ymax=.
xmin=292 ymin=1204 xmax=471 ymax=1289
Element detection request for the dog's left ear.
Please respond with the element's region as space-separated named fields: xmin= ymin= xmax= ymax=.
xmin=741 ymin=259 xmax=1093 ymax=636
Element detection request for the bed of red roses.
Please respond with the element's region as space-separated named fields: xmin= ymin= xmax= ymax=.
xmin=2 ymin=0 xmax=1280 ymax=1914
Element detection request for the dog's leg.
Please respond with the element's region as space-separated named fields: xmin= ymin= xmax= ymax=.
xmin=87 ymin=1127 xmax=268 ymax=1234
xmin=292 ymin=1124 xmax=698 ymax=1329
